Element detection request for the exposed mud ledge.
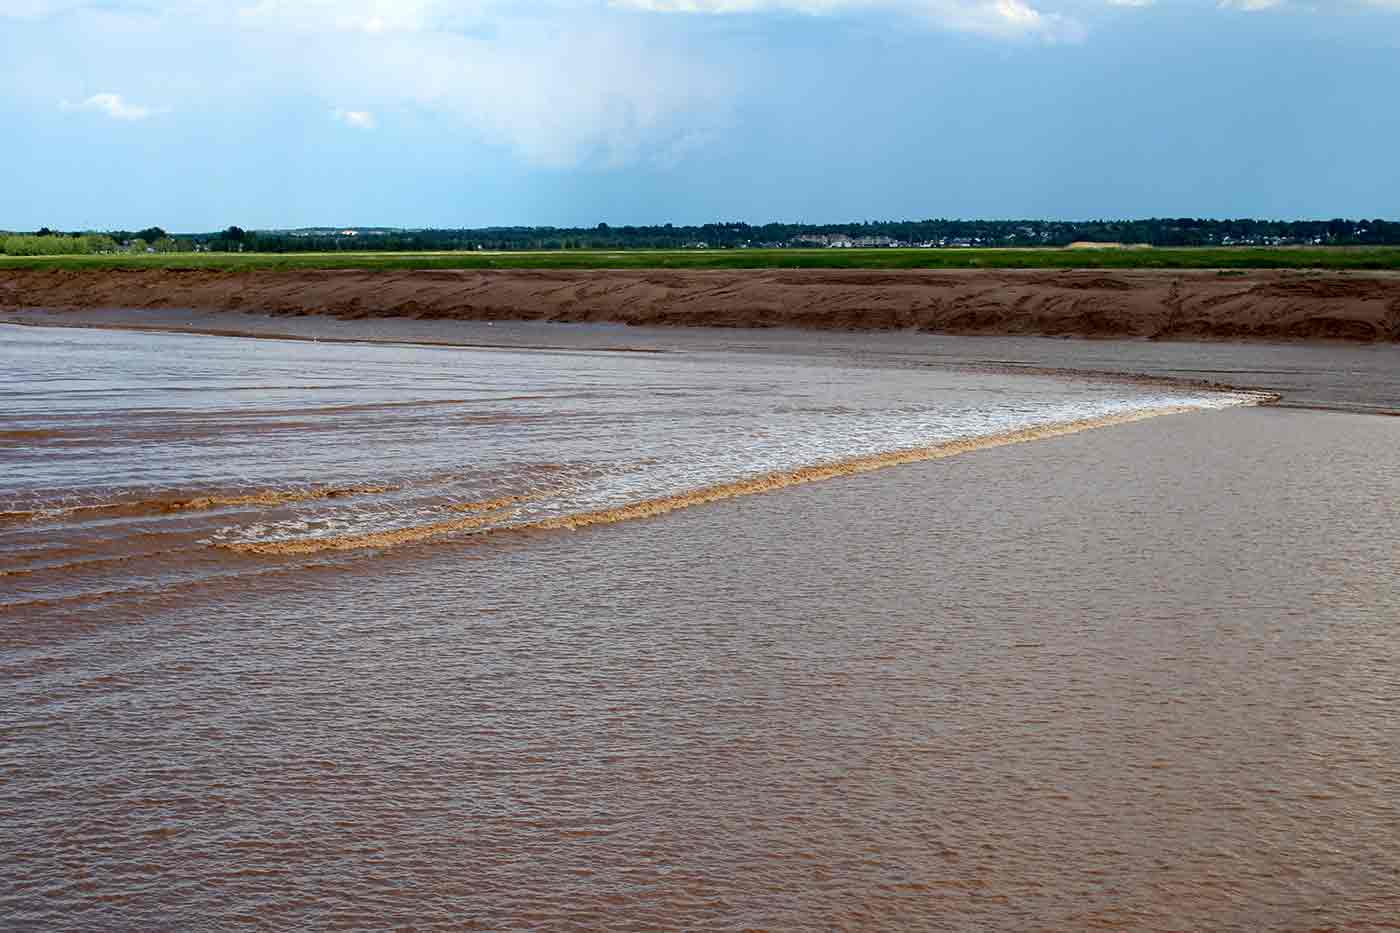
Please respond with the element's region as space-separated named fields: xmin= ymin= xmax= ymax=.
xmin=3 ymin=267 xmax=1400 ymax=341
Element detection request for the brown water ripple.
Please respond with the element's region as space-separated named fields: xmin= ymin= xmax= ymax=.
xmin=5 ymin=336 xmax=1400 ymax=931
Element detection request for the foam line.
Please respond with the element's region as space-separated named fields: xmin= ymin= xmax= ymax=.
xmin=222 ymin=509 xmax=517 ymax=555
xmin=2 ymin=483 xmax=397 ymax=525
xmin=520 ymin=404 xmax=1205 ymax=532
xmin=218 ymin=401 xmax=1256 ymax=555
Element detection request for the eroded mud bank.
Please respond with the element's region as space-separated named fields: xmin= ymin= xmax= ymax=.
xmin=4 ymin=266 xmax=1399 ymax=341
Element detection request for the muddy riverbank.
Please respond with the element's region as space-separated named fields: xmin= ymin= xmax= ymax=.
xmin=4 ymin=267 xmax=1399 ymax=341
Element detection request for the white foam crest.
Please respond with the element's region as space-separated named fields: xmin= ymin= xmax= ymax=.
xmin=205 ymin=388 xmax=1263 ymax=551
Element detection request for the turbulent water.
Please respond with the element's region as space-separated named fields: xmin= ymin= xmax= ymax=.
xmin=1 ymin=324 xmax=1253 ymax=619
xmin=5 ymin=322 xmax=1398 ymax=931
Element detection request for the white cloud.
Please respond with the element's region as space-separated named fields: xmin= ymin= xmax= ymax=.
xmin=210 ymin=4 xmax=739 ymax=166
xmin=621 ymin=0 xmax=1400 ymax=22
xmin=1210 ymin=0 xmax=1398 ymax=8
xmin=616 ymin=0 xmax=851 ymax=10
xmin=237 ymin=0 xmax=467 ymax=34
xmin=338 ymin=22 xmax=734 ymax=166
xmin=18 ymin=0 xmax=1400 ymax=174
xmin=0 ymin=0 xmax=94 ymax=19
xmin=333 ymin=109 xmax=377 ymax=129
xmin=62 ymin=92 xmax=161 ymax=121
xmin=613 ymin=0 xmax=1082 ymax=39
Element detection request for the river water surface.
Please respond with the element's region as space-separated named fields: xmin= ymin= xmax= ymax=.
xmin=2 ymin=322 xmax=1398 ymax=931
xmin=2 ymin=324 xmax=1253 ymax=620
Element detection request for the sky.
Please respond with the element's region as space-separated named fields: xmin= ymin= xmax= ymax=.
xmin=2 ymin=0 xmax=1398 ymax=231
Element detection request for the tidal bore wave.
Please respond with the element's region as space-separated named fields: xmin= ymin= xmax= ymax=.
xmin=0 ymin=483 xmax=399 ymax=525
xmin=1 ymin=322 xmax=1277 ymax=620
xmin=216 ymin=402 xmax=1245 ymax=556
xmin=222 ymin=510 xmax=516 ymax=555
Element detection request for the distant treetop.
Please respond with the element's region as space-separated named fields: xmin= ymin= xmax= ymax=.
xmin=181 ymin=217 xmax=1400 ymax=253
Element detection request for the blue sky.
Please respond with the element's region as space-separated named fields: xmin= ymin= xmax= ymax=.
xmin=2 ymin=0 xmax=1397 ymax=231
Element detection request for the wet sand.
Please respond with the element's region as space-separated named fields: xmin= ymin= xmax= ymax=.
xmin=4 ymin=265 xmax=1400 ymax=341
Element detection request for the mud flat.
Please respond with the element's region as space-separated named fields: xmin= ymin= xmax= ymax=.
xmin=3 ymin=266 xmax=1400 ymax=341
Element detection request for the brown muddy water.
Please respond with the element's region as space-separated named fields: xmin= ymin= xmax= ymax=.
xmin=2 ymin=320 xmax=1399 ymax=931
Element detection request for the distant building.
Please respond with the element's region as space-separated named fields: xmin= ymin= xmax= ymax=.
xmin=791 ymin=233 xmax=903 ymax=248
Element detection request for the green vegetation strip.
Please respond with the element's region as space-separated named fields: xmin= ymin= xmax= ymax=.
xmin=4 ymin=247 xmax=1400 ymax=272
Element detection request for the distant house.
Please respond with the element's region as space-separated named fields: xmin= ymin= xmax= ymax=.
xmin=791 ymin=233 xmax=904 ymax=249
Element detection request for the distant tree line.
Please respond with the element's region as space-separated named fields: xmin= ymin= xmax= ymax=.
xmin=0 ymin=225 xmax=188 ymax=255
xmin=205 ymin=218 xmax=1400 ymax=252
xmin=5 ymin=218 xmax=1400 ymax=255
xmin=1 ymin=234 xmax=115 ymax=256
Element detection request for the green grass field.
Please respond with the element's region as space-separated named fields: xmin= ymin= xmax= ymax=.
xmin=4 ymin=247 xmax=1400 ymax=272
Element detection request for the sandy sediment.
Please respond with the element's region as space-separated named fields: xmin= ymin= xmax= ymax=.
xmin=3 ymin=267 xmax=1400 ymax=341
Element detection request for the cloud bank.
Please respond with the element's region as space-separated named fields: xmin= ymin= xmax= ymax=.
xmin=18 ymin=0 xmax=1400 ymax=169
xmin=61 ymin=92 xmax=161 ymax=121
xmin=333 ymin=109 xmax=377 ymax=130
xmin=613 ymin=0 xmax=1082 ymax=39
